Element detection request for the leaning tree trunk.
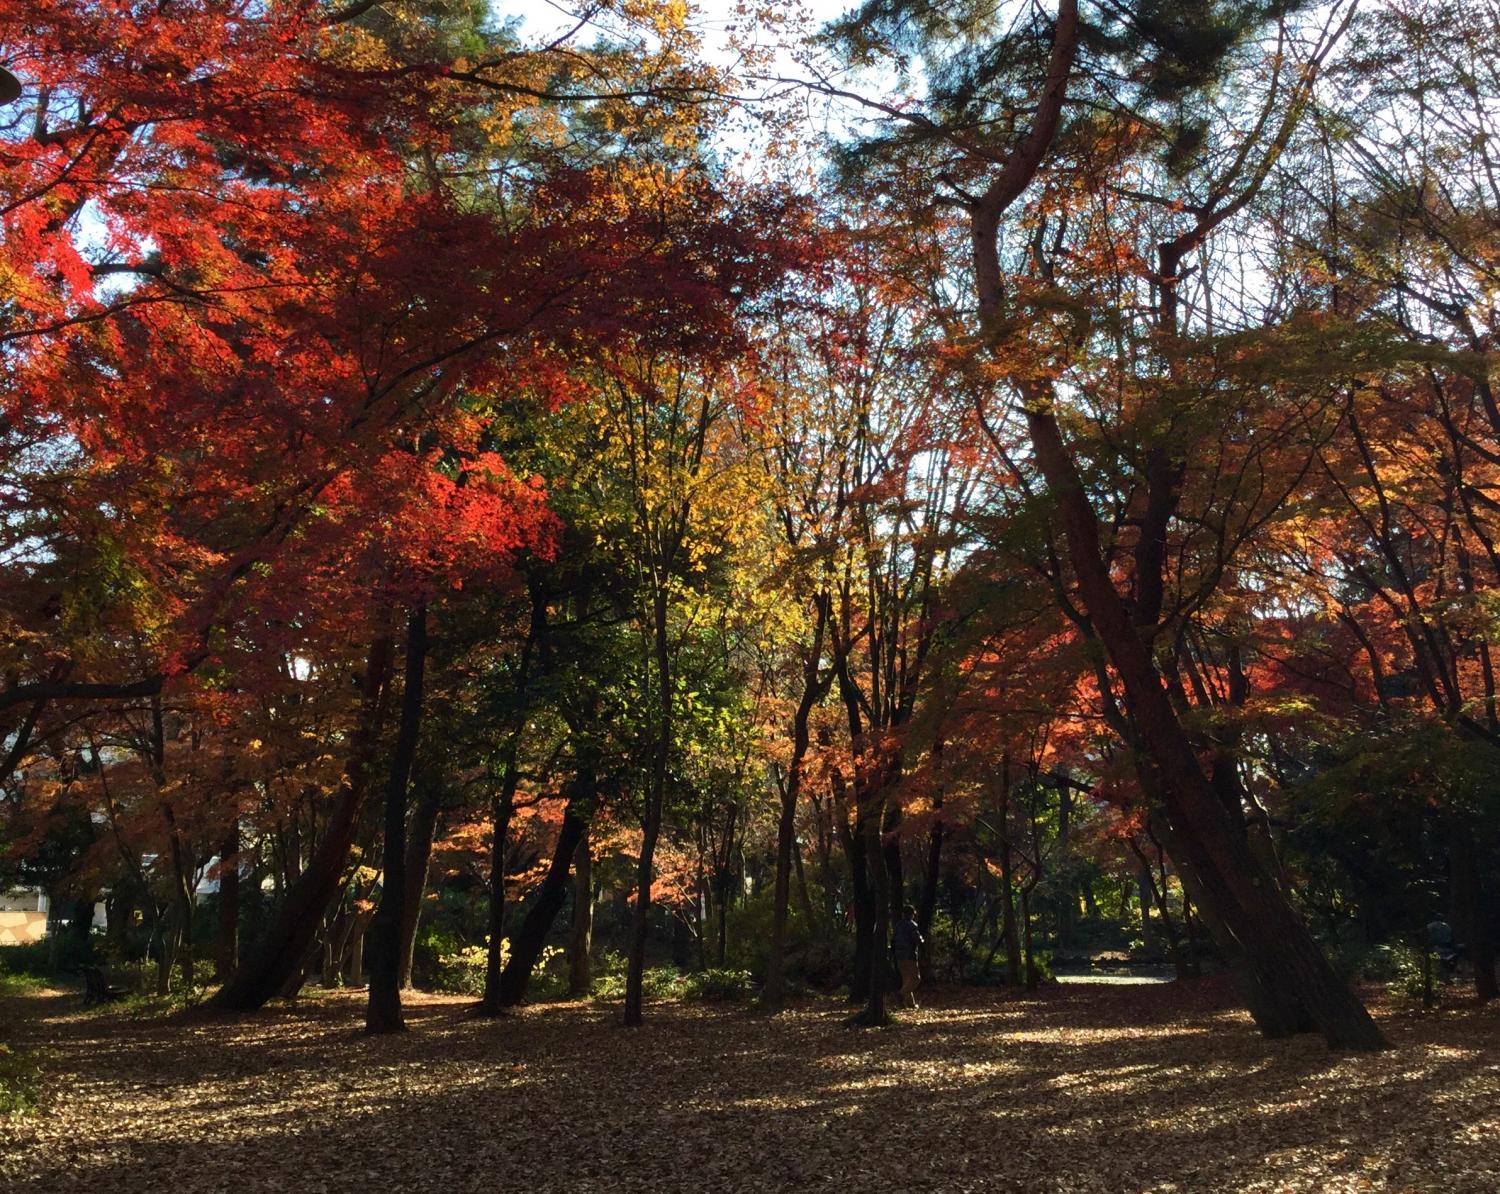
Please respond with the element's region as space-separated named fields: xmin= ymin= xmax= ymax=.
xmin=366 ymin=605 xmax=428 ymax=1034
xmin=210 ymin=634 xmax=394 ymax=1013
xmin=1023 ymin=401 xmax=1385 ymax=1049
xmin=496 ymin=784 xmax=591 ymax=1006
xmin=567 ymin=827 xmax=594 ymax=997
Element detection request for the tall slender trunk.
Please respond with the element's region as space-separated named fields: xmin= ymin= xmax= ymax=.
xmin=997 ymin=764 xmax=1022 ymax=986
xmin=857 ymin=777 xmax=892 ymax=1025
xmin=766 ymin=607 xmax=828 ymax=1004
xmin=917 ymin=746 xmax=945 ymax=977
xmin=1450 ymin=821 xmax=1498 ymax=1002
xmin=625 ymin=589 xmax=671 ymax=1027
xmin=568 ymin=828 xmax=594 ymax=997
xmin=211 ymin=633 xmax=394 ymax=1013
xmin=479 ymin=748 xmax=521 ymax=1015
xmin=215 ymin=822 xmax=239 ymax=981
xmin=397 ymin=762 xmax=443 ymax=990
xmin=366 ymin=603 xmax=428 ymax=1035
xmin=832 ymin=769 xmax=873 ymax=1002
xmin=882 ymin=801 xmax=905 ymax=923
xmin=497 ymin=783 xmax=591 ymax=1006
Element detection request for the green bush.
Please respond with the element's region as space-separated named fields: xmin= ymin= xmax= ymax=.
xmin=681 ymin=967 xmax=756 ymax=1002
xmin=1378 ymin=941 xmax=1452 ymax=1005
xmin=429 ymin=940 xmax=571 ymax=1001
xmin=590 ymin=951 xmax=685 ymax=1001
xmin=0 ymin=1044 xmax=47 ymax=1115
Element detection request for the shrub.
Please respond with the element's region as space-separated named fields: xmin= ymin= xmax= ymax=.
xmin=681 ymin=967 xmax=756 ymax=1002
xmin=1378 ymin=941 xmax=1453 ymax=1005
xmin=590 ymin=951 xmax=684 ymax=1001
xmin=429 ymin=940 xmax=570 ymax=1001
xmin=432 ymin=944 xmax=490 ymax=997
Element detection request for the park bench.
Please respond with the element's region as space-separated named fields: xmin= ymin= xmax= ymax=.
xmin=79 ymin=964 xmax=128 ymax=1006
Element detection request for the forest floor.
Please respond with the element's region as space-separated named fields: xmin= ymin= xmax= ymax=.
xmin=2 ymin=978 xmax=1496 ymax=1193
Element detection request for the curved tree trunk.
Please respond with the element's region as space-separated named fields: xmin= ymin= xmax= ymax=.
xmin=210 ymin=633 xmax=394 ymax=1013
xmin=496 ymin=783 xmax=591 ymax=1006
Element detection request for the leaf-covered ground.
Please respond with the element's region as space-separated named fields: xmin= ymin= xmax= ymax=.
xmin=3 ymin=980 xmax=1496 ymax=1193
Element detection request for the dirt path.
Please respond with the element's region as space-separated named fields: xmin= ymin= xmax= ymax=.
xmin=3 ymin=981 xmax=1497 ymax=1193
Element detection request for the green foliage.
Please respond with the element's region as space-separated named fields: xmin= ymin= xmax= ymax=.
xmin=589 ymin=951 xmax=685 ymax=1001
xmin=429 ymin=940 xmax=570 ymax=1001
xmin=719 ymin=884 xmax=850 ymax=992
xmin=431 ymin=943 xmax=489 ymax=996
xmin=1375 ymin=942 xmax=1455 ymax=1006
xmin=680 ymin=967 xmax=756 ymax=1002
xmin=0 ymin=1043 xmax=47 ymax=1115
xmin=586 ymin=953 xmax=757 ymax=1002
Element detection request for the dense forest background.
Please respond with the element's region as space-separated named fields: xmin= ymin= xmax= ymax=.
xmin=2 ymin=0 xmax=1498 ymax=1049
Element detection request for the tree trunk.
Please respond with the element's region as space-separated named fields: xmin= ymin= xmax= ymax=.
xmin=882 ymin=801 xmax=904 ymax=923
xmin=625 ymin=589 xmax=672 ymax=1028
xmin=215 ymin=822 xmax=239 ymax=981
xmin=479 ymin=750 xmax=521 ymax=1016
xmin=398 ymin=762 xmax=443 ymax=990
xmin=210 ymin=633 xmax=393 ymax=1013
xmin=1450 ymin=822 xmax=1498 ymax=1003
xmin=497 ymin=785 xmax=590 ymax=1006
xmin=1019 ymin=396 xmax=1387 ymax=1050
xmin=856 ymin=776 xmax=892 ymax=1026
xmin=832 ymin=769 xmax=873 ymax=1003
xmin=917 ymin=759 xmax=944 ymax=978
xmin=1021 ymin=884 xmax=1038 ymax=990
xmin=366 ymin=603 xmax=428 ymax=1035
xmin=766 ymin=619 xmax=827 ymax=1004
xmin=997 ymin=763 xmax=1022 ymax=986
xmin=568 ymin=827 xmax=594 ymax=997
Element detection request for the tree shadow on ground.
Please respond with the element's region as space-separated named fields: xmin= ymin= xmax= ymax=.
xmin=4 ymin=983 xmax=1497 ymax=1193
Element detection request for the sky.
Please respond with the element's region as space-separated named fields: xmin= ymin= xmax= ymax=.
xmin=494 ymin=0 xmax=889 ymax=169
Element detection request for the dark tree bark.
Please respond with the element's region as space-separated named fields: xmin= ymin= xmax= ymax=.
xmin=766 ymin=600 xmax=830 ymax=1005
xmin=1450 ymin=822 xmax=1498 ymax=1003
xmin=397 ymin=762 xmax=443 ymax=990
xmin=959 ymin=0 xmax=1382 ymax=1049
xmin=832 ymin=768 xmax=874 ymax=1002
xmin=995 ymin=760 xmax=1023 ymax=986
xmin=215 ymin=821 xmax=239 ymax=981
xmin=211 ymin=633 xmax=394 ymax=1013
xmin=567 ymin=826 xmax=594 ymax=997
xmin=882 ymin=801 xmax=905 ymax=924
xmin=855 ymin=774 xmax=893 ymax=1025
xmin=624 ymin=589 xmax=672 ymax=1028
xmin=365 ymin=604 xmax=429 ymax=1034
xmin=496 ymin=782 xmax=591 ymax=1006
xmin=917 ymin=746 xmax=945 ymax=978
